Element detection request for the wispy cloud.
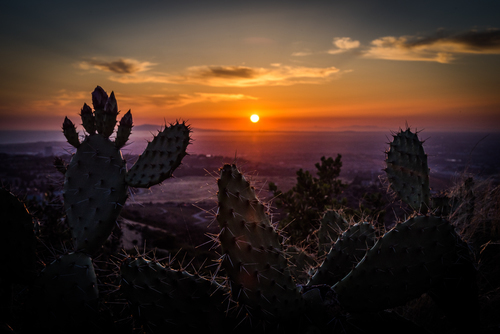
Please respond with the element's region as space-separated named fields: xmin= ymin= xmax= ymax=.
xmin=80 ymin=60 xmax=343 ymax=87
xmin=32 ymin=90 xmax=88 ymax=110
xmin=119 ymin=92 xmax=258 ymax=109
xmin=327 ymin=37 xmax=360 ymax=54
xmin=363 ymin=29 xmax=500 ymax=63
xmin=79 ymin=58 xmax=156 ymax=73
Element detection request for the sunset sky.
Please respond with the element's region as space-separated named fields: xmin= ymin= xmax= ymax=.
xmin=1 ymin=0 xmax=499 ymax=132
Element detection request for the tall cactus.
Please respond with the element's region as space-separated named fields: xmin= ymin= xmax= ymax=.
xmin=61 ymin=86 xmax=191 ymax=254
xmin=384 ymin=128 xmax=430 ymax=212
xmin=216 ymin=164 xmax=304 ymax=328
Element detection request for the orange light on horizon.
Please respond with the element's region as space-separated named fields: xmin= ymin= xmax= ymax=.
xmin=250 ymin=114 xmax=260 ymax=123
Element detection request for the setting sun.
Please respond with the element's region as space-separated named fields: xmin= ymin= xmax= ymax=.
xmin=250 ymin=114 xmax=260 ymax=123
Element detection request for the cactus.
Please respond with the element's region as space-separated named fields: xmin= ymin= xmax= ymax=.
xmin=285 ymin=245 xmax=316 ymax=284
xmin=62 ymin=86 xmax=191 ymax=254
xmin=384 ymin=128 xmax=430 ymax=212
xmin=309 ymin=222 xmax=376 ymax=286
xmin=216 ymin=164 xmax=304 ymax=328
xmin=120 ymin=256 xmax=231 ymax=333
xmin=28 ymin=252 xmax=99 ymax=332
xmin=317 ymin=210 xmax=349 ymax=258
xmin=331 ymin=215 xmax=466 ymax=312
xmin=3 ymin=119 xmax=483 ymax=333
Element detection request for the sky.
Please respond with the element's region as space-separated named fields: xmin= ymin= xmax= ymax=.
xmin=1 ymin=0 xmax=499 ymax=132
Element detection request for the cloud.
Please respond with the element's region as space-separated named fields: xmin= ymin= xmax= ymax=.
xmin=32 ymin=90 xmax=88 ymax=110
xmin=328 ymin=37 xmax=360 ymax=54
xmin=120 ymin=92 xmax=258 ymax=109
xmin=363 ymin=29 xmax=500 ymax=63
xmin=106 ymin=64 xmax=342 ymax=87
xmin=79 ymin=58 xmax=156 ymax=74
xmin=291 ymin=51 xmax=313 ymax=57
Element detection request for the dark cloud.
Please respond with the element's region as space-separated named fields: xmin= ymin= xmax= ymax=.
xmin=201 ymin=66 xmax=256 ymax=79
xmin=449 ymin=29 xmax=500 ymax=49
xmin=88 ymin=59 xmax=140 ymax=74
xmin=80 ymin=58 xmax=155 ymax=74
xmin=404 ymin=29 xmax=500 ymax=51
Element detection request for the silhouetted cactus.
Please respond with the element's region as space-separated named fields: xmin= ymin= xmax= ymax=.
xmin=3 ymin=123 xmax=482 ymax=333
xmin=62 ymin=86 xmax=191 ymax=255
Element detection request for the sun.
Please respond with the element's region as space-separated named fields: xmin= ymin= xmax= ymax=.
xmin=250 ymin=114 xmax=260 ymax=123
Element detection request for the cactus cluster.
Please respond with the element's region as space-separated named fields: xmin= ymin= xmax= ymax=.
xmin=2 ymin=86 xmax=191 ymax=333
xmin=114 ymin=127 xmax=478 ymax=333
xmin=62 ymin=86 xmax=190 ymax=255
xmin=119 ymin=156 xmax=476 ymax=333
xmin=3 ymin=119 xmax=482 ymax=333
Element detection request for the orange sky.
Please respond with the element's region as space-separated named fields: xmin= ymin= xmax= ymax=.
xmin=1 ymin=1 xmax=499 ymax=132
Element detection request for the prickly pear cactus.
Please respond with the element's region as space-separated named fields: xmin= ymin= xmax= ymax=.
xmin=309 ymin=222 xmax=376 ymax=286
xmin=120 ymin=256 xmax=230 ymax=333
xmin=317 ymin=210 xmax=349 ymax=258
xmin=385 ymin=128 xmax=430 ymax=212
xmin=216 ymin=164 xmax=304 ymax=326
xmin=63 ymin=133 xmax=129 ymax=254
xmin=332 ymin=215 xmax=464 ymax=312
xmin=29 ymin=252 xmax=99 ymax=331
xmin=125 ymin=121 xmax=190 ymax=188
xmin=61 ymin=86 xmax=190 ymax=254
xmin=285 ymin=245 xmax=316 ymax=284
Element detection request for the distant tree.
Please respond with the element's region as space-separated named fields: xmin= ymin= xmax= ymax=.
xmin=269 ymin=155 xmax=347 ymax=244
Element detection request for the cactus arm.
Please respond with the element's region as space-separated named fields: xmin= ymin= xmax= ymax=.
xmin=125 ymin=121 xmax=191 ymax=188
xmin=62 ymin=117 xmax=80 ymax=148
xmin=80 ymin=103 xmax=96 ymax=135
xmin=317 ymin=210 xmax=349 ymax=258
xmin=332 ymin=215 xmax=464 ymax=313
xmin=120 ymin=256 xmax=230 ymax=332
xmin=385 ymin=128 xmax=430 ymax=212
xmin=115 ymin=109 xmax=132 ymax=149
xmin=216 ymin=164 xmax=303 ymax=325
xmin=29 ymin=252 xmax=99 ymax=331
xmin=309 ymin=222 xmax=376 ymax=286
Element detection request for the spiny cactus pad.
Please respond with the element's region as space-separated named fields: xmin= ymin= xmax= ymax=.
xmin=120 ymin=256 xmax=229 ymax=332
xmin=31 ymin=252 xmax=99 ymax=330
xmin=125 ymin=121 xmax=191 ymax=188
xmin=317 ymin=210 xmax=349 ymax=258
xmin=309 ymin=222 xmax=376 ymax=286
xmin=332 ymin=215 xmax=463 ymax=312
xmin=63 ymin=134 xmax=128 ymax=254
xmin=285 ymin=245 xmax=317 ymax=284
xmin=385 ymin=128 xmax=430 ymax=211
xmin=216 ymin=164 xmax=303 ymax=324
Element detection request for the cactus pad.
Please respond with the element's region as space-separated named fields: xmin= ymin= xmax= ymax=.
xmin=63 ymin=134 xmax=128 ymax=254
xmin=317 ymin=210 xmax=349 ymax=258
xmin=385 ymin=128 xmax=430 ymax=211
xmin=31 ymin=252 xmax=99 ymax=331
xmin=120 ymin=256 xmax=229 ymax=332
xmin=216 ymin=164 xmax=303 ymax=324
xmin=309 ymin=222 xmax=376 ymax=286
xmin=125 ymin=121 xmax=191 ymax=188
xmin=332 ymin=215 xmax=464 ymax=312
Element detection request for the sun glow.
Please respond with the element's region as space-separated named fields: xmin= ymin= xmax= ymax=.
xmin=250 ymin=114 xmax=260 ymax=123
